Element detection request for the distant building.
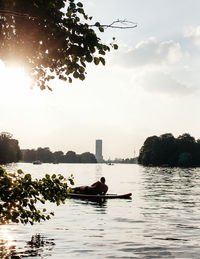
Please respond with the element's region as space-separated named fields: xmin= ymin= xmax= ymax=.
xmin=95 ymin=139 xmax=104 ymax=163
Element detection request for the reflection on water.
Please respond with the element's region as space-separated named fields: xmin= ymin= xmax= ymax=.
xmin=0 ymin=240 xmax=19 ymax=259
xmin=0 ymin=226 xmax=16 ymax=258
xmin=1 ymin=163 xmax=200 ymax=258
xmin=95 ymin=164 xmax=103 ymax=181
xmin=72 ymin=198 xmax=108 ymax=213
xmin=0 ymin=233 xmax=55 ymax=258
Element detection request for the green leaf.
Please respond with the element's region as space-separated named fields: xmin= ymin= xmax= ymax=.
xmin=77 ymin=2 xmax=83 ymax=7
xmin=95 ymin=22 xmax=100 ymax=27
xmin=79 ymin=74 xmax=85 ymax=81
xmin=79 ymin=67 xmax=85 ymax=73
xmin=100 ymin=57 xmax=105 ymax=65
xmin=99 ymin=49 xmax=105 ymax=55
xmin=77 ymin=8 xmax=84 ymax=14
xmin=94 ymin=57 xmax=100 ymax=65
xmin=17 ymin=169 xmax=23 ymax=175
xmin=113 ymin=44 xmax=118 ymax=50
xmin=99 ymin=27 xmax=104 ymax=33
xmin=73 ymin=72 xmax=79 ymax=78
xmin=66 ymin=10 xmax=72 ymax=17
xmin=59 ymin=175 xmax=64 ymax=180
xmin=86 ymin=55 xmax=93 ymax=63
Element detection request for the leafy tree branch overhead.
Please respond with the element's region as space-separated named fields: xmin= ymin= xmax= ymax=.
xmin=0 ymin=0 xmax=132 ymax=90
xmin=0 ymin=167 xmax=74 ymax=224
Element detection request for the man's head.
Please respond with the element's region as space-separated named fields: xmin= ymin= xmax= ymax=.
xmin=100 ymin=177 xmax=105 ymax=183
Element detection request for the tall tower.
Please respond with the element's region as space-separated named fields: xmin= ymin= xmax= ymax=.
xmin=95 ymin=139 xmax=103 ymax=163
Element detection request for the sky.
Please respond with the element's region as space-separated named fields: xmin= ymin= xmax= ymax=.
xmin=1 ymin=0 xmax=200 ymax=159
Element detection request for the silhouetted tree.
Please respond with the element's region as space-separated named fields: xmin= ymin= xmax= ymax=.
xmin=79 ymin=152 xmax=96 ymax=163
xmin=52 ymin=151 xmax=64 ymax=163
xmin=65 ymin=151 xmax=80 ymax=163
xmin=138 ymin=136 xmax=161 ymax=166
xmin=138 ymin=133 xmax=200 ymax=167
xmin=22 ymin=147 xmax=97 ymax=163
xmin=178 ymin=152 xmax=192 ymax=167
xmin=0 ymin=132 xmax=21 ymax=164
xmin=36 ymin=147 xmax=53 ymax=163
xmin=22 ymin=149 xmax=36 ymax=162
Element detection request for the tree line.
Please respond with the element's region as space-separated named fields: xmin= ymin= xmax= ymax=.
xmin=21 ymin=148 xmax=97 ymax=163
xmin=138 ymin=133 xmax=200 ymax=167
xmin=0 ymin=132 xmax=21 ymax=164
xmin=0 ymin=132 xmax=96 ymax=164
xmin=107 ymin=157 xmax=138 ymax=164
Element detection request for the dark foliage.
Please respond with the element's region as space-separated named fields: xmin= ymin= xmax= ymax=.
xmin=0 ymin=132 xmax=21 ymax=164
xmin=0 ymin=167 xmax=74 ymax=224
xmin=138 ymin=133 xmax=200 ymax=167
xmin=22 ymin=147 xmax=97 ymax=163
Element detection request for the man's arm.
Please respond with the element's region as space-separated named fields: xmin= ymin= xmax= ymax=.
xmin=102 ymin=185 xmax=108 ymax=195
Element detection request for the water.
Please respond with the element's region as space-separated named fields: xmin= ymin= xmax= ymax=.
xmin=1 ymin=163 xmax=200 ymax=258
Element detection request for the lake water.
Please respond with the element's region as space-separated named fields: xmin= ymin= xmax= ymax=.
xmin=1 ymin=163 xmax=200 ymax=258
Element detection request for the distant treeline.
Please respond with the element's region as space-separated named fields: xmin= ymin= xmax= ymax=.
xmin=0 ymin=132 xmax=21 ymax=164
xmin=21 ymin=148 xmax=97 ymax=163
xmin=107 ymin=158 xmax=138 ymax=164
xmin=138 ymin=133 xmax=200 ymax=167
xmin=119 ymin=158 xmax=138 ymax=164
xmin=0 ymin=132 xmax=97 ymax=164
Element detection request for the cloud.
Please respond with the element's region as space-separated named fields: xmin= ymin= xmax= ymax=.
xmin=109 ymin=36 xmax=200 ymax=96
xmin=114 ymin=37 xmax=183 ymax=68
xmin=110 ymin=37 xmax=200 ymax=96
xmin=184 ymin=25 xmax=200 ymax=46
xmin=138 ymin=71 xmax=197 ymax=96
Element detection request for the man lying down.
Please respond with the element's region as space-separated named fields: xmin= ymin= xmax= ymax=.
xmin=72 ymin=177 xmax=108 ymax=195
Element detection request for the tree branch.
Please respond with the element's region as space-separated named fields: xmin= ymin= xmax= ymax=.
xmin=91 ymin=19 xmax=137 ymax=29
xmin=0 ymin=11 xmax=137 ymax=30
xmin=0 ymin=10 xmax=32 ymax=18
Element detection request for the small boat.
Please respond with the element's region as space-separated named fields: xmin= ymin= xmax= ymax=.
xmin=33 ymin=160 xmax=42 ymax=165
xmin=68 ymin=192 xmax=132 ymax=200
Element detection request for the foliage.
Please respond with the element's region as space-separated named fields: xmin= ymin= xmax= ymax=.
xmin=79 ymin=152 xmax=97 ymax=163
xmin=22 ymin=147 xmax=97 ymax=163
xmin=178 ymin=152 xmax=192 ymax=167
xmin=0 ymin=167 xmax=74 ymax=224
xmin=138 ymin=133 xmax=200 ymax=167
xmin=65 ymin=150 xmax=79 ymax=163
xmin=0 ymin=0 xmax=117 ymax=90
xmin=0 ymin=132 xmax=21 ymax=164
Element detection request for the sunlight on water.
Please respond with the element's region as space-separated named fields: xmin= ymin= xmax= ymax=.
xmin=1 ymin=163 xmax=200 ymax=258
xmin=0 ymin=226 xmax=14 ymax=246
xmin=0 ymin=226 xmax=16 ymax=258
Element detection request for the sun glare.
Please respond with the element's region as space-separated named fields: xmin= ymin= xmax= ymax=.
xmin=0 ymin=226 xmax=15 ymax=248
xmin=0 ymin=62 xmax=32 ymax=97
